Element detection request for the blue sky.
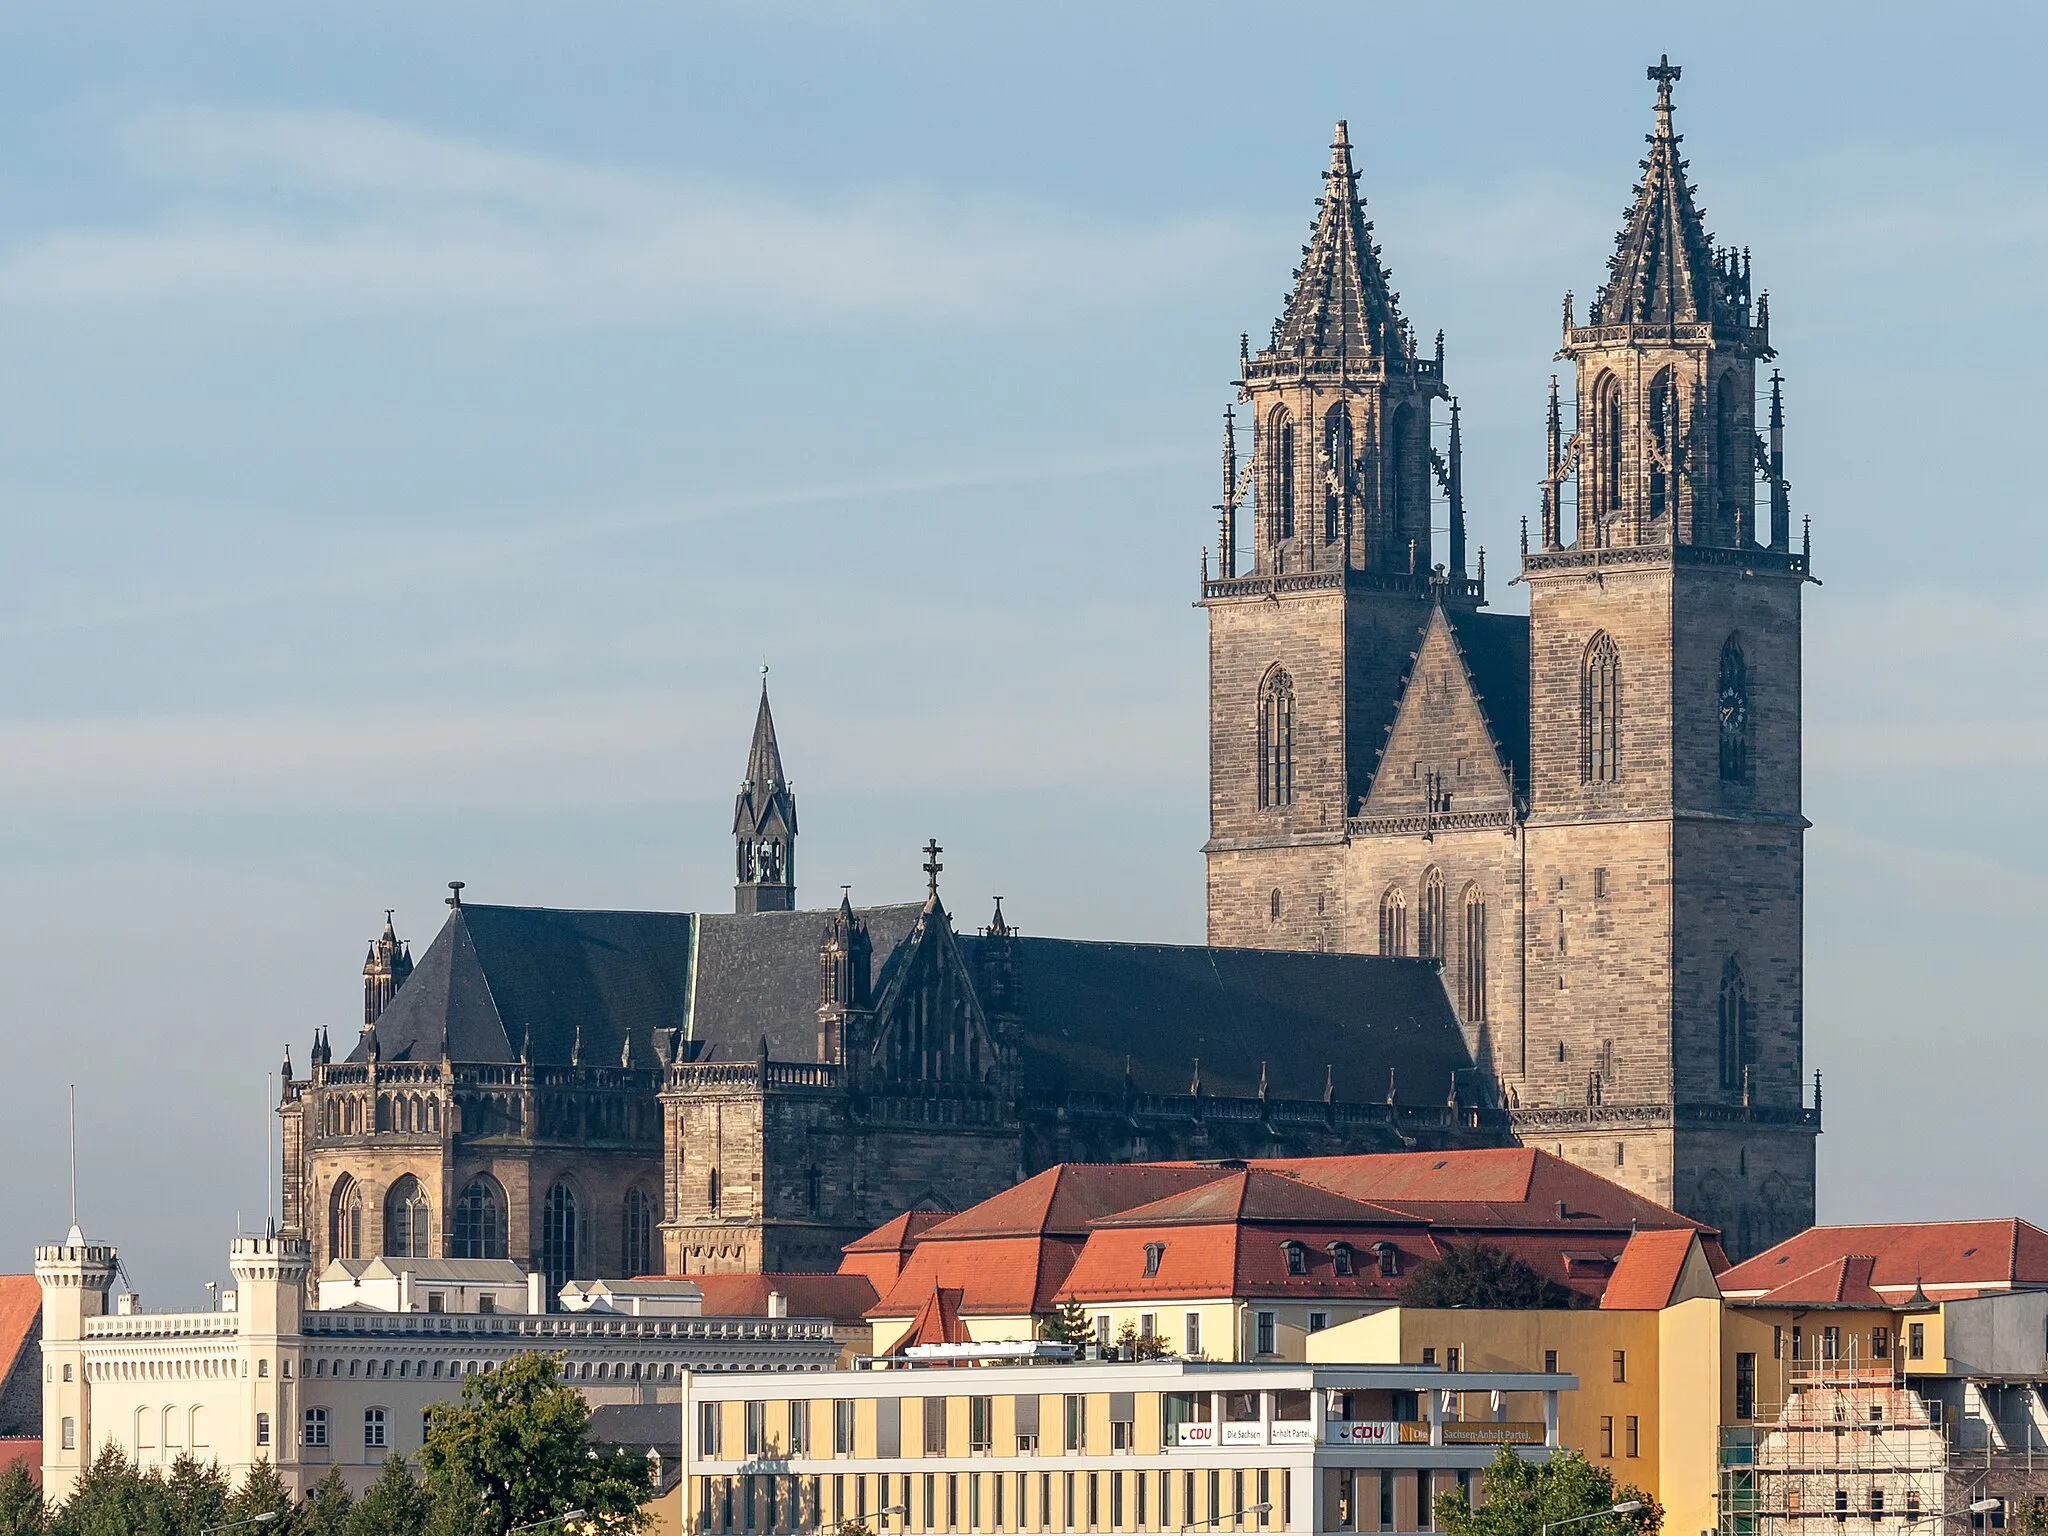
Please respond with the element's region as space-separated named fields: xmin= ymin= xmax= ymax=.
xmin=2 ymin=2 xmax=2044 ymax=1299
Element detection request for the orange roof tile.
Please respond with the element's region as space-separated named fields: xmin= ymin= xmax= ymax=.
xmin=1721 ymin=1220 xmax=2048 ymax=1301
xmin=1600 ymin=1229 xmax=1709 ymax=1310
xmin=685 ymin=1273 xmax=877 ymax=1325
xmin=840 ymin=1211 xmax=949 ymax=1292
xmin=0 ymin=1277 xmax=37 ymax=1386
xmin=1750 ymin=1255 xmax=1887 ymax=1308
xmin=883 ymin=1287 xmax=972 ymax=1354
xmin=0 ymin=1440 xmax=36 ymax=1487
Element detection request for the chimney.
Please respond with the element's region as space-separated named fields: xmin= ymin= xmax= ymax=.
xmin=398 ymin=1269 xmax=413 ymax=1313
xmin=527 ymin=1272 xmax=546 ymax=1314
xmin=768 ymin=1289 xmax=789 ymax=1319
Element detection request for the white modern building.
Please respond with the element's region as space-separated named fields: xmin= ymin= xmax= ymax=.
xmin=675 ymin=1350 xmax=1577 ymax=1534
xmin=35 ymin=1229 xmax=837 ymax=1502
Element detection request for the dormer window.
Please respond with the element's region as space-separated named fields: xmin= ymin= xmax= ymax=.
xmin=1143 ymin=1242 xmax=1166 ymax=1278
xmin=1330 ymin=1243 xmax=1355 ymax=1277
xmin=1283 ymin=1242 xmax=1308 ymax=1277
xmin=1372 ymin=1242 xmax=1400 ymax=1277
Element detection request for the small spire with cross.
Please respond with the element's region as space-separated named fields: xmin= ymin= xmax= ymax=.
xmin=921 ymin=839 xmax=944 ymax=902
xmin=1648 ymin=54 xmax=1681 ymax=132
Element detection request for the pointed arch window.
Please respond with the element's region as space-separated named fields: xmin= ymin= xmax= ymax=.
xmin=1715 ymin=370 xmax=1747 ymax=542
xmin=1387 ymin=403 xmax=1417 ymax=562
xmin=1258 ymin=668 xmax=1295 ymax=810
xmin=383 ymin=1175 xmax=431 ymax=1258
xmin=331 ymin=1175 xmax=364 ymax=1261
xmin=623 ymin=1185 xmax=658 ymax=1278
xmin=1267 ymin=408 xmax=1296 ymax=544
xmin=1719 ymin=637 xmax=1750 ymax=783
xmin=1718 ymin=957 xmax=1753 ymax=1093
xmin=1582 ymin=633 xmax=1621 ymax=783
xmin=542 ymin=1181 xmax=579 ymax=1301
xmin=451 ymin=1177 xmax=506 ymax=1261
xmin=1322 ymin=405 xmax=1352 ymax=545
xmin=1418 ymin=867 xmax=1446 ymax=960
xmin=1596 ymin=373 xmax=1624 ymax=528
xmin=1377 ymin=886 xmax=1408 ymax=957
xmin=1647 ymin=368 xmax=1677 ymax=525
xmin=1461 ymin=884 xmax=1488 ymax=1022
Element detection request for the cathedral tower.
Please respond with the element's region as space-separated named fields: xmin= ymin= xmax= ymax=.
xmin=361 ymin=909 xmax=411 ymax=1027
xmin=1512 ymin=58 xmax=1817 ymax=1258
xmin=734 ymin=676 xmax=797 ymax=914
xmin=1204 ymin=122 xmax=1477 ymax=951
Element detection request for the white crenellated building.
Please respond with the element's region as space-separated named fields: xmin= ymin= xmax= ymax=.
xmin=35 ymin=1229 xmax=835 ymax=1503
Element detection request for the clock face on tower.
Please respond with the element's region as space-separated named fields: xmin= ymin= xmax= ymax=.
xmin=1719 ymin=681 xmax=1748 ymax=734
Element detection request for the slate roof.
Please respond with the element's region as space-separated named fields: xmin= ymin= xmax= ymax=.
xmin=1598 ymin=63 xmax=1730 ymax=329
xmin=691 ymin=904 xmax=924 ymax=1062
xmin=356 ymin=903 xmax=1479 ymax=1114
xmin=961 ymin=935 xmax=1474 ymax=1104
xmin=1442 ymin=609 xmax=1531 ymax=800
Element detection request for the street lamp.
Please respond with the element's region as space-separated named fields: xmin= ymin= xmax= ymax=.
xmin=1540 ymin=1500 xmax=1645 ymax=1536
xmin=1194 ymin=1500 xmax=1274 ymax=1529
xmin=507 ymin=1511 xmax=587 ymax=1534
xmin=878 ymin=1502 xmax=909 ymax=1531
xmin=201 ymin=1515 xmax=279 ymax=1536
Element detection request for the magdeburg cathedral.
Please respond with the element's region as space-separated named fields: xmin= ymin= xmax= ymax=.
xmin=279 ymin=59 xmax=1819 ymax=1288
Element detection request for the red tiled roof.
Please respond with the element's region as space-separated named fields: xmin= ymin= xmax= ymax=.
xmin=1749 ymin=1255 xmax=1886 ymax=1308
xmin=685 ymin=1273 xmax=878 ymax=1325
xmin=1259 ymin=1150 xmax=1710 ymax=1234
xmin=0 ymin=1277 xmax=37 ymax=1387
xmin=1601 ymin=1229 xmax=1709 ymax=1310
xmin=883 ymin=1287 xmax=971 ymax=1355
xmin=917 ymin=1165 xmax=1221 ymax=1241
xmin=1720 ymin=1220 xmax=2048 ymax=1301
xmin=840 ymin=1211 xmax=949 ymax=1292
xmin=1093 ymin=1169 xmax=1419 ymax=1228
xmin=0 ymin=1440 xmax=36 ymax=1487
xmin=857 ymin=1150 xmax=1711 ymax=1318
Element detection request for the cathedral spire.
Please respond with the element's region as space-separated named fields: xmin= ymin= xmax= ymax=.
xmin=733 ymin=669 xmax=798 ymax=914
xmin=362 ymin=908 xmax=411 ymax=1029
xmin=1270 ymin=120 xmax=1403 ymax=362
xmin=1593 ymin=56 xmax=1737 ymax=332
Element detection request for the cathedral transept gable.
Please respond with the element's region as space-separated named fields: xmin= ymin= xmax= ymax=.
xmin=1359 ymin=605 xmax=1529 ymax=823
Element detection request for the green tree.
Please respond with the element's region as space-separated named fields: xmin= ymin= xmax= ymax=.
xmin=417 ymin=1353 xmax=650 ymax=1533
xmin=0 ymin=1460 xmax=42 ymax=1536
xmin=1436 ymin=1448 xmax=1659 ymax=1536
xmin=299 ymin=1469 xmax=354 ymax=1536
xmin=346 ymin=1457 xmax=431 ymax=1536
xmin=225 ymin=1461 xmax=296 ymax=1534
xmin=418 ymin=1475 xmax=488 ymax=1536
xmin=1040 ymin=1299 xmax=1094 ymax=1352
xmin=1401 ymin=1243 xmax=1587 ymax=1310
xmin=1113 ymin=1319 xmax=1174 ymax=1360
xmin=48 ymin=1444 xmax=173 ymax=1536
xmin=162 ymin=1454 xmax=230 ymax=1536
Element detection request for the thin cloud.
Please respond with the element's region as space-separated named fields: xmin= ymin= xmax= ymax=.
xmin=0 ymin=106 xmax=1257 ymax=325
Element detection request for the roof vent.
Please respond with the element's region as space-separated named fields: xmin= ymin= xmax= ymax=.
xmin=1556 ymin=1200 xmax=1569 ymax=1221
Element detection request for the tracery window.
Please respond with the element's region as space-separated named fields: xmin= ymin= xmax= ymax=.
xmin=1597 ymin=373 xmax=1623 ymax=526
xmin=1582 ymin=633 xmax=1621 ymax=783
xmin=1377 ymin=886 xmax=1408 ymax=957
xmin=1258 ymin=668 xmax=1294 ymax=809
xmin=331 ymin=1175 xmax=364 ymax=1261
xmin=1461 ymin=884 xmax=1488 ymax=1022
xmin=1718 ymin=637 xmax=1750 ymax=782
xmin=1647 ymin=368 xmax=1677 ymax=524
xmin=1417 ymin=867 xmax=1445 ymax=960
xmin=452 ymin=1177 xmax=507 ymax=1261
xmin=623 ymin=1185 xmax=658 ymax=1278
xmin=542 ymin=1182 xmax=579 ymax=1301
xmin=1267 ymin=408 xmax=1296 ymax=543
xmin=1322 ymin=405 xmax=1352 ymax=545
xmin=1715 ymin=370 xmax=1747 ymax=541
xmin=1718 ymin=957 xmax=1752 ymax=1093
xmin=383 ymin=1175 xmax=431 ymax=1258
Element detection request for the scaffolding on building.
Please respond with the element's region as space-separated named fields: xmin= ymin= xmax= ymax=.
xmin=1721 ymin=1338 xmax=1949 ymax=1536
